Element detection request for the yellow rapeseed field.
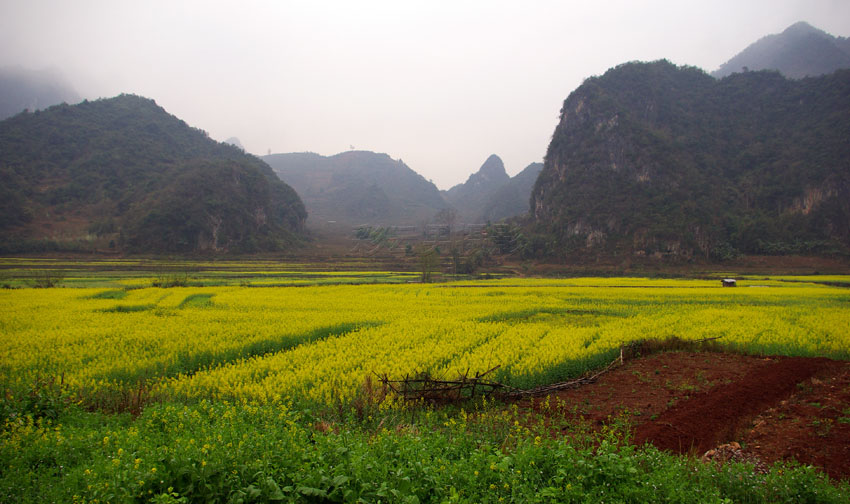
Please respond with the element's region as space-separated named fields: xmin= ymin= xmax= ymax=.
xmin=1 ymin=277 xmax=848 ymax=407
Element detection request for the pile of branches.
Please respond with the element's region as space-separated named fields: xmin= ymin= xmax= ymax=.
xmin=378 ymin=337 xmax=727 ymax=405
xmin=377 ymin=349 xmax=625 ymax=404
xmin=376 ymin=365 xmax=508 ymax=404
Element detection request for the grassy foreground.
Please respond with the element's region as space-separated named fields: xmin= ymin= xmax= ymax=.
xmin=3 ymin=396 xmax=847 ymax=503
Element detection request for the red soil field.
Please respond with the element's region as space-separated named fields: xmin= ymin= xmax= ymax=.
xmin=531 ymin=351 xmax=850 ymax=481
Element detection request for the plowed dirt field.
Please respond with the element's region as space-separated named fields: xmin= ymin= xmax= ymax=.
xmin=531 ymin=352 xmax=850 ymax=481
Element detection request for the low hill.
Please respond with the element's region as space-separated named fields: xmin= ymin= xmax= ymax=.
xmin=0 ymin=66 xmax=80 ymax=120
xmin=532 ymin=60 xmax=850 ymax=259
xmin=264 ymin=151 xmax=448 ymax=228
xmin=0 ymin=94 xmax=306 ymax=253
xmin=713 ymin=22 xmax=850 ymax=79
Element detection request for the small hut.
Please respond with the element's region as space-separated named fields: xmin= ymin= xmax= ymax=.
xmin=722 ymin=278 xmax=737 ymax=287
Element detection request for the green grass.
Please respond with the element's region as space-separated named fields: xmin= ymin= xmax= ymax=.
xmin=1 ymin=397 xmax=847 ymax=504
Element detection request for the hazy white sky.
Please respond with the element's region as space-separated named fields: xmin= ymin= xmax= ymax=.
xmin=2 ymin=0 xmax=849 ymax=189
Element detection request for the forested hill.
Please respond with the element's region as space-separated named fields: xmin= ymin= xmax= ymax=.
xmin=264 ymin=150 xmax=448 ymax=228
xmin=0 ymin=94 xmax=307 ymax=253
xmin=531 ymin=60 xmax=850 ymax=259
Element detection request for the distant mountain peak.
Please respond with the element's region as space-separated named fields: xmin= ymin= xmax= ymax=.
xmin=476 ymin=154 xmax=507 ymax=180
xmin=444 ymin=154 xmax=514 ymax=222
xmin=783 ymin=21 xmax=820 ymax=36
xmin=713 ymin=21 xmax=850 ymax=79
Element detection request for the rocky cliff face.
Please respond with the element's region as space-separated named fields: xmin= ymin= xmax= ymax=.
xmin=532 ymin=60 xmax=850 ymax=259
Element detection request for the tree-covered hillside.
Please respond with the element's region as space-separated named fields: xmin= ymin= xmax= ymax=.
xmin=0 ymin=94 xmax=306 ymax=253
xmin=532 ymin=60 xmax=850 ymax=259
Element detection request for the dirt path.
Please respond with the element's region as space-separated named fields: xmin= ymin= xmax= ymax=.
xmin=532 ymin=351 xmax=850 ymax=481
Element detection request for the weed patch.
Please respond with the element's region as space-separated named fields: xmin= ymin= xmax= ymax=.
xmin=87 ymin=289 xmax=128 ymax=300
xmin=177 ymin=293 xmax=214 ymax=308
xmin=100 ymin=304 xmax=156 ymax=313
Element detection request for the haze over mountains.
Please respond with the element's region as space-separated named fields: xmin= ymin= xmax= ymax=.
xmin=0 ymin=66 xmax=80 ymax=120
xmin=442 ymin=155 xmax=543 ymax=224
xmin=1 ymin=21 xmax=848 ymax=258
xmin=264 ymin=151 xmax=448 ymax=228
xmin=713 ymin=21 xmax=850 ymax=79
xmin=479 ymin=162 xmax=543 ymax=223
xmin=266 ymin=151 xmax=543 ymax=229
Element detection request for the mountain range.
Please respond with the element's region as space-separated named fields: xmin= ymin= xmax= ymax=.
xmin=0 ymin=95 xmax=306 ymax=253
xmin=265 ymin=151 xmax=542 ymax=229
xmin=2 ymin=21 xmax=848 ymax=259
